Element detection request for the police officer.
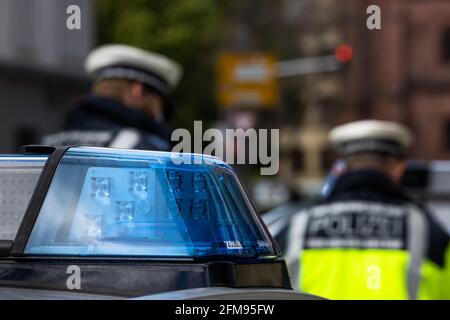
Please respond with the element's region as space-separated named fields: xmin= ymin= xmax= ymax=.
xmin=42 ymin=44 xmax=182 ymax=151
xmin=280 ymin=120 xmax=450 ymax=299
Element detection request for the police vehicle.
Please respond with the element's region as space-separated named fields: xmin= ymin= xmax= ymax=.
xmin=0 ymin=146 xmax=318 ymax=300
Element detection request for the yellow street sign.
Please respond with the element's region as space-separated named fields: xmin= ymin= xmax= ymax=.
xmin=217 ymin=53 xmax=279 ymax=108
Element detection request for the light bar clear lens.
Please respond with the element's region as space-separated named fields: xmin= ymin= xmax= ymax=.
xmin=25 ymin=148 xmax=276 ymax=258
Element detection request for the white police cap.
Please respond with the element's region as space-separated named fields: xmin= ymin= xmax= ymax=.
xmin=85 ymin=44 xmax=182 ymax=95
xmin=328 ymin=120 xmax=413 ymax=157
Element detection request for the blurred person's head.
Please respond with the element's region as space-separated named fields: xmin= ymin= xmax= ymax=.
xmin=328 ymin=120 xmax=413 ymax=185
xmin=85 ymin=44 xmax=182 ymax=122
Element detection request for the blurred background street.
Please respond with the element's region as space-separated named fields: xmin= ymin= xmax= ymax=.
xmin=1 ymin=0 xmax=450 ymax=224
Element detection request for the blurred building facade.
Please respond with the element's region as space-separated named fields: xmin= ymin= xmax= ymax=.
xmin=0 ymin=0 xmax=94 ymax=152
xmin=343 ymin=0 xmax=450 ymax=160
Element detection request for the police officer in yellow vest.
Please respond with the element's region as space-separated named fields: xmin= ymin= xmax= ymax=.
xmin=283 ymin=120 xmax=450 ymax=299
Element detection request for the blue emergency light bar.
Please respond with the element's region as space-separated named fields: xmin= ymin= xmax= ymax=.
xmin=24 ymin=147 xmax=277 ymax=259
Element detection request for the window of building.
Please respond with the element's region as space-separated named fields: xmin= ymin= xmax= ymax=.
xmin=442 ymin=28 xmax=450 ymax=63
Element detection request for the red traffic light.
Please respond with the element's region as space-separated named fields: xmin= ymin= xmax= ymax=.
xmin=335 ymin=44 xmax=353 ymax=63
